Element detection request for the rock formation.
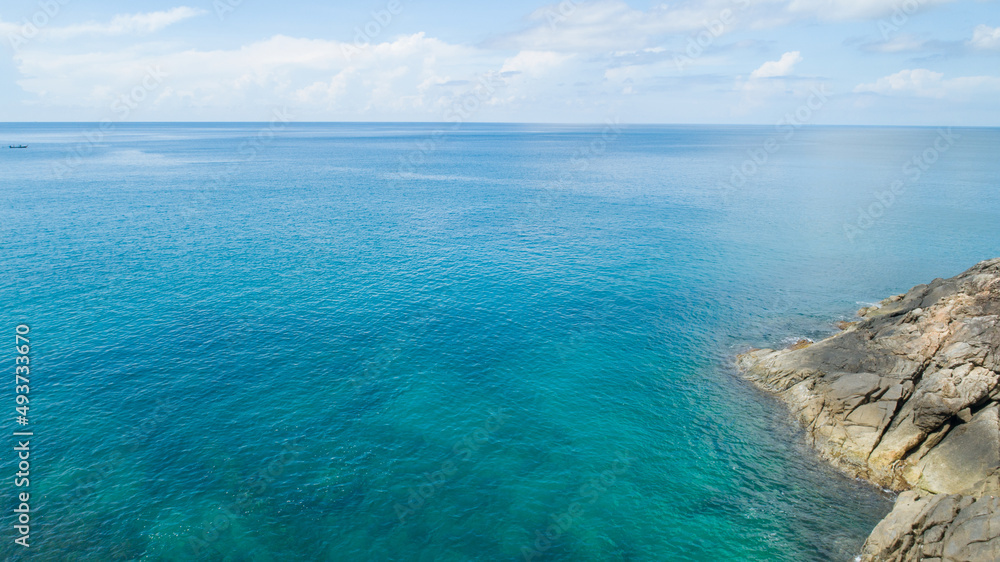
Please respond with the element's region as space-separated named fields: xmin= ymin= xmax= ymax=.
xmin=737 ymin=258 xmax=1000 ymax=561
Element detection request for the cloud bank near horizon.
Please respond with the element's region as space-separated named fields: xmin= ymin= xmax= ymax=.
xmin=0 ymin=0 xmax=998 ymax=124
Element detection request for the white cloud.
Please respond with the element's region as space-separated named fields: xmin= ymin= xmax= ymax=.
xmin=969 ymin=24 xmax=1000 ymax=50
xmin=749 ymin=51 xmax=802 ymax=79
xmin=2 ymin=2 xmax=996 ymax=123
xmin=288 ymin=34 xmax=495 ymax=114
xmin=501 ymin=51 xmax=573 ymax=76
xmin=83 ymin=7 xmax=205 ymax=35
xmin=12 ymin=32 xmax=511 ymax=119
xmin=854 ymin=68 xmax=1000 ymax=98
xmin=854 ymin=68 xmax=943 ymax=96
xmin=496 ymin=0 xmax=753 ymax=52
xmin=861 ymin=34 xmax=928 ymax=53
xmin=495 ymin=0 xmax=959 ymax=53
xmin=738 ymin=51 xmax=820 ymax=113
xmin=785 ymin=0 xmax=955 ymax=21
xmin=1 ymin=7 xmax=204 ymax=43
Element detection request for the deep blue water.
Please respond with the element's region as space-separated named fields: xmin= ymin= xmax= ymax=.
xmin=1 ymin=123 xmax=998 ymax=561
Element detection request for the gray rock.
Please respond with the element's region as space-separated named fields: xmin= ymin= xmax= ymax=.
xmin=737 ymin=258 xmax=1000 ymax=561
xmin=917 ymin=405 xmax=1000 ymax=494
xmin=859 ymin=482 xmax=1000 ymax=562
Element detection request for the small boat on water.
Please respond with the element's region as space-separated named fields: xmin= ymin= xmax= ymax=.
xmin=9 ymin=145 xmax=28 ymax=149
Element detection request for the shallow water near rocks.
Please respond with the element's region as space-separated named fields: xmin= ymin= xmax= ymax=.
xmin=2 ymin=123 xmax=999 ymax=560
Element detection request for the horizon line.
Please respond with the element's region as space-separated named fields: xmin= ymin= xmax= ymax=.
xmin=1 ymin=121 xmax=996 ymax=129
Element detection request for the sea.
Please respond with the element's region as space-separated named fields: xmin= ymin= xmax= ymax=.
xmin=2 ymin=123 xmax=999 ymax=561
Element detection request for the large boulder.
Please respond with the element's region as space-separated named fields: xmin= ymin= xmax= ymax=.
xmin=860 ymin=470 xmax=1000 ymax=561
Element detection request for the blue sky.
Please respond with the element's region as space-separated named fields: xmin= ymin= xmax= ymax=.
xmin=1 ymin=0 xmax=998 ymax=124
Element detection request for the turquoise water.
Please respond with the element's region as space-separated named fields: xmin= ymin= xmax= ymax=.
xmin=2 ymin=123 xmax=999 ymax=561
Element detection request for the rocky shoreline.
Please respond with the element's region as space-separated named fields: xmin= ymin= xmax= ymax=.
xmin=737 ymin=258 xmax=1000 ymax=561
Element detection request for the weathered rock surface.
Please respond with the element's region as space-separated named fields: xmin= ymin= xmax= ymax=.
xmin=859 ymin=470 xmax=1000 ymax=561
xmin=737 ymin=258 xmax=1000 ymax=561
